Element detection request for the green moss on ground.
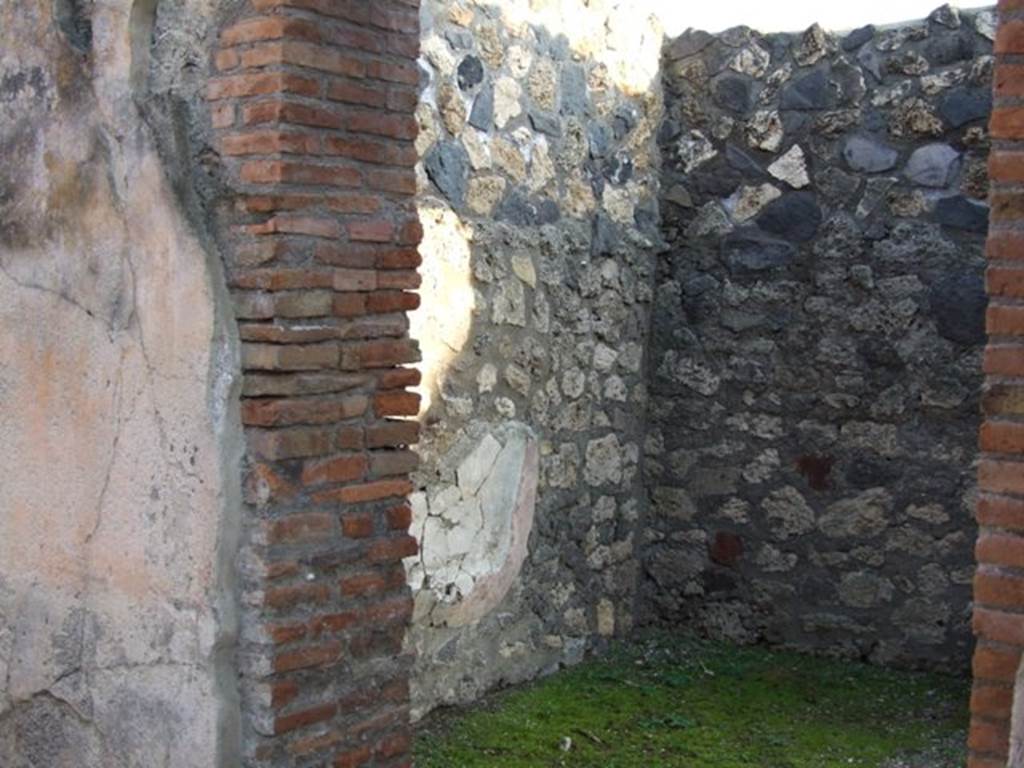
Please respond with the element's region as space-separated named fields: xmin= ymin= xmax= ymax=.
xmin=414 ymin=636 xmax=969 ymax=768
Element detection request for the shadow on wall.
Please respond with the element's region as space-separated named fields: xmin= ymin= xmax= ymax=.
xmin=404 ymin=0 xmax=664 ymax=720
xmin=644 ymin=4 xmax=992 ymax=670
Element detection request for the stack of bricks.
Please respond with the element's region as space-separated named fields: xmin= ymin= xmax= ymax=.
xmin=207 ymin=0 xmax=422 ymax=765
xmin=972 ymin=2 xmax=1024 ymax=765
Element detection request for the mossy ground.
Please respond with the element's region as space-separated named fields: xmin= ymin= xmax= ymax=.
xmin=414 ymin=635 xmax=969 ymax=768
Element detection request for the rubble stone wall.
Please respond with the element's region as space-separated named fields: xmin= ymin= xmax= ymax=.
xmin=645 ymin=6 xmax=995 ymax=669
xmin=405 ymin=0 xmax=664 ymax=718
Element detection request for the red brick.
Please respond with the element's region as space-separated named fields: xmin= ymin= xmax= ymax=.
xmin=265 ymin=582 xmax=330 ymax=610
xmin=371 ymin=450 xmax=419 ymax=478
xmin=991 ymin=310 xmax=1024 ymax=350
xmin=326 ymin=194 xmax=382 ymax=214
xmin=990 ymin=267 xmax=1024 ymax=299
xmin=375 ymin=248 xmax=421 ymax=269
xmin=981 ymin=420 xmax=1024 ymax=453
xmin=273 ymin=642 xmax=343 ymax=673
xmin=221 ymin=16 xmax=322 ymax=45
xmin=988 ymin=230 xmax=1024 ymax=261
xmin=274 ymin=701 xmax=338 ymax=735
xmin=978 ymin=493 xmax=1024 ymax=530
xmin=377 ymin=368 xmax=421 ymax=389
xmin=248 ymin=427 xmax=333 ymax=460
xmin=976 ymin=567 xmax=1024 ymax=609
xmin=271 ymin=679 xmax=300 ymax=710
xmin=974 ymin=606 xmax=1024 ymax=645
xmin=215 ymin=48 xmax=239 ymax=71
xmin=377 ymin=270 xmax=420 ymax=290
xmin=386 ymin=503 xmax=413 ymax=530
xmin=972 ymin=683 xmax=1015 ymax=719
xmin=978 ymin=531 xmax=1024 ymax=567
xmin=349 ymin=220 xmax=395 ymax=242
xmin=268 ymin=513 xmax=336 ymax=544
xmin=269 ymin=622 xmax=307 ymax=644
xmin=367 ymin=169 xmax=417 ymax=195
xmin=985 ymin=343 xmax=1024 ymax=376
xmin=346 ymin=111 xmax=417 ymax=140
xmin=243 ymin=463 xmax=297 ymax=506
xmin=333 ymin=745 xmax=373 ymax=768
xmin=1001 ymin=0 xmax=1024 ymax=11
xmin=365 ymin=59 xmax=419 ymax=85
xmin=240 ymin=160 xmax=361 ymax=187
xmin=240 ymin=101 xmax=337 ymax=130
xmin=992 ymin=107 xmax=1024 ymax=140
xmin=221 ymin=130 xmax=319 ymax=156
xmin=302 ymin=454 xmax=369 ymax=486
xmin=980 ymin=458 xmax=1024 ymax=495
xmin=243 ymin=101 xmax=342 ymax=129
xmin=968 ymin=755 xmax=1009 ymax=768
xmin=326 ymin=78 xmax=388 ymax=108
xmin=375 ymin=732 xmax=411 ymax=760
xmin=208 ymin=72 xmax=318 ymax=100
xmin=211 ymin=102 xmax=235 ymax=128
xmin=333 ymin=478 xmax=413 ymax=504
xmin=333 ymin=268 xmax=377 ymax=291
xmin=341 ymin=512 xmax=375 ymax=538
xmin=242 ymin=342 xmax=339 ymax=371
xmin=366 ymin=420 xmax=420 ymax=448
xmin=968 ymin=716 xmax=1010 ymax=757
xmin=367 ymin=534 xmax=418 ymax=562
xmin=251 ymin=0 xmax=370 ymax=24
xmin=397 ymin=217 xmax=423 ymax=245
xmin=375 ymin=391 xmax=420 ymax=416
xmin=998 ymin=19 xmax=1024 ymax=54
xmin=333 ymin=293 xmax=368 ymax=317
xmin=365 ymin=291 xmax=420 ymax=313
xmin=240 ymin=42 xmax=366 ymax=78
xmin=974 ymin=642 xmax=1023 ymax=683
xmin=323 ymin=136 xmax=416 ymax=166
xmin=340 ymin=568 xmax=405 ymax=597
xmin=342 ymin=339 xmax=420 ymax=369
xmin=232 ymin=268 xmax=333 ymax=291
xmin=245 ymin=216 xmax=340 ymax=239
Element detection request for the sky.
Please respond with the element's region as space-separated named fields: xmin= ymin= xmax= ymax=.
xmin=657 ymin=0 xmax=992 ymax=35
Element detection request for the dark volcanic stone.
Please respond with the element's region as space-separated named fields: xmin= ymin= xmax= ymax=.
xmin=756 ymin=192 xmax=823 ymax=242
xmin=934 ymin=195 xmax=989 ymax=233
xmin=424 ymin=142 xmax=468 ymax=206
xmin=939 ymin=87 xmax=992 ymax=128
xmin=725 ymin=145 xmax=765 ymax=177
xmin=604 ymin=155 xmax=634 ymax=185
xmin=666 ymin=28 xmax=714 ymax=60
xmin=842 ymin=135 xmax=899 ymax=173
xmin=457 ymin=56 xmax=484 ymax=90
xmin=925 ymin=31 xmax=974 ymax=67
xmin=589 ymin=122 xmax=613 ymax=158
xmin=496 ymin=189 xmax=561 ymax=226
xmin=722 ymin=230 xmax=797 ymax=273
xmin=714 ymin=74 xmax=756 ymax=115
xmin=842 ymin=25 xmax=875 ymax=51
xmin=468 ymin=84 xmax=494 ymax=131
xmin=561 ymin=63 xmax=588 ymax=116
xmin=780 ymin=68 xmax=835 ymax=111
xmin=857 ymin=46 xmax=884 ymax=83
xmin=529 ymin=111 xmax=561 ymax=137
xmin=930 ymin=270 xmax=987 ymax=345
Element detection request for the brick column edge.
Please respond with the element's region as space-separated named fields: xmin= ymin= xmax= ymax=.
xmin=206 ymin=1 xmax=422 ymax=765
xmin=971 ymin=2 xmax=1024 ymax=766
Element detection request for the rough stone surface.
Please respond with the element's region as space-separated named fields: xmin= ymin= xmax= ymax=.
xmin=0 ymin=0 xmax=241 ymax=764
xmin=648 ymin=10 xmax=990 ymax=671
xmin=410 ymin=0 xmax=661 ymax=720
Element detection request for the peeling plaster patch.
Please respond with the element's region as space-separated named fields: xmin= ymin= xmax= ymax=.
xmin=407 ymin=423 xmax=539 ymax=628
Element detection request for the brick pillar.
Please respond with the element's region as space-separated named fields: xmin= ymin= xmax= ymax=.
xmin=971 ymin=3 xmax=1024 ymax=766
xmin=207 ymin=1 xmax=422 ymax=765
